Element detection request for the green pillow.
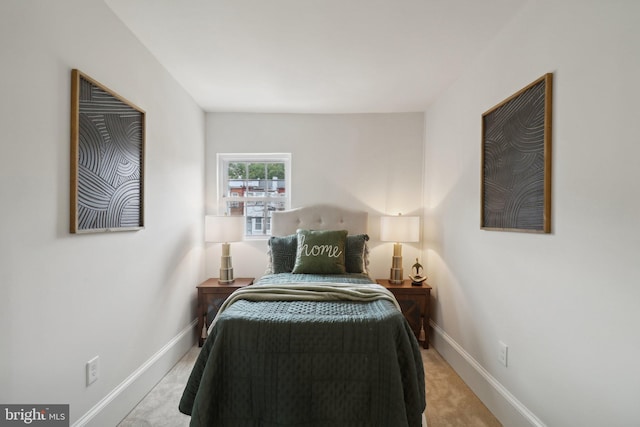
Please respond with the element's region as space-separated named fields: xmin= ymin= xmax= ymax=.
xmin=292 ymin=229 xmax=347 ymax=274
xmin=268 ymin=234 xmax=297 ymax=273
xmin=345 ymin=234 xmax=369 ymax=273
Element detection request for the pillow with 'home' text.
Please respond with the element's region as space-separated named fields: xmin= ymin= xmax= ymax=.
xmin=292 ymin=229 xmax=347 ymax=274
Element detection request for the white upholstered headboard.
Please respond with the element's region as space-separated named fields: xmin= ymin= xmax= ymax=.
xmin=271 ymin=204 xmax=368 ymax=236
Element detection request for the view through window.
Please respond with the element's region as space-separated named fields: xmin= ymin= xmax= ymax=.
xmin=218 ymin=153 xmax=291 ymax=236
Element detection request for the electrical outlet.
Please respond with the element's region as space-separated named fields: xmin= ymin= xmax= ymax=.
xmin=86 ymin=356 xmax=99 ymax=386
xmin=498 ymin=341 xmax=508 ymax=367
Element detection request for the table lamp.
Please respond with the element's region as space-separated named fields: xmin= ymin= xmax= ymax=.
xmin=380 ymin=214 xmax=420 ymax=284
xmin=205 ymin=215 xmax=245 ymax=284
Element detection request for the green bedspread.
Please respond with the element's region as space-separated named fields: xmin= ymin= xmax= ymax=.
xmin=179 ymin=280 xmax=425 ymax=426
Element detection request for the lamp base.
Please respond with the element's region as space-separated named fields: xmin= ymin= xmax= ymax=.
xmin=389 ymin=268 xmax=404 ymax=284
xmin=219 ymin=271 xmax=234 ymax=284
xmin=389 ymin=254 xmax=404 ymax=284
xmin=219 ymin=255 xmax=234 ymax=284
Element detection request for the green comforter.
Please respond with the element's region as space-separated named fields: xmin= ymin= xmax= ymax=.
xmin=179 ymin=280 xmax=425 ymax=426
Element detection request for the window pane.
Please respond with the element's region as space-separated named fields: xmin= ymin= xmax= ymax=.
xmin=266 ymin=162 xmax=286 ymax=196
xmin=228 ymin=162 xmax=246 ymax=179
xmin=225 ymin=201 xmax=244 ymax=216
xmin=247 ymin=163 xmax=266 ymax=180
xmin=266 ymin=163 xmax=285 ymax=180
xmin=231 ymin=200 xmax=288 ymax=236
xmin=272 ymin=178 xmax=286 ymax=198
xmin=244 ymin=201 xmax=266 ymax=235
xmin=227 ymin=179 xmax=244 ymax=197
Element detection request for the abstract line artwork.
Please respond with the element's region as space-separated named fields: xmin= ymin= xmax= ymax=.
xmin=481 ymin=73 xmax=552 ymax=233
xmin=70 ymin=70 xmax=145 ymax=233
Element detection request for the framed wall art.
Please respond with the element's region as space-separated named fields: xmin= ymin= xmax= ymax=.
xmin=70 ymin=69 xmax=145 ymax=233
xmin=481 ymin=73 xmax=552 ymax=233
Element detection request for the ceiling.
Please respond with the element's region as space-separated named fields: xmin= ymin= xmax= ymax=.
xmin=105 ymin=0 xmax=527 ymax=113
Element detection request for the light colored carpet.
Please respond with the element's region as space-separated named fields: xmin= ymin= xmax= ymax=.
xmin=117 ymin=347 xmax=197 ymax=427
xmin=118 ymin=345 xmax=501 ymax=427
xmin=421 ymin=348 xmax=502 ymax=427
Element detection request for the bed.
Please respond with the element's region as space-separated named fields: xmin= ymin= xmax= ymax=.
xmin=179 ymin=205 xmax=426 ymax=426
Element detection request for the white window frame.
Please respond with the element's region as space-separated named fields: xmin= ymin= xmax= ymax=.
xmin=217 ymin=153 xmax=292 ymax=238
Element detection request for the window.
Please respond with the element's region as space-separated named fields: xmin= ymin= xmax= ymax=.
xmin=217 ymin=153 xmax=291 ymax=237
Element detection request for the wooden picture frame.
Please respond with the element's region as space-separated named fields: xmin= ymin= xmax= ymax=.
xmin=70 ymin=69 xmax=145 ymax=233
xmin=481 ymin=73 xmax=552 ymax=233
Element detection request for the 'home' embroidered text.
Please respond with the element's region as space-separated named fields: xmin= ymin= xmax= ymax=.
xmin=298 ymin=234 xmax=342 ymax=258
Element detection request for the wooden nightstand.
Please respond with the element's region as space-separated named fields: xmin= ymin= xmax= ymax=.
xmin=377 ymin=279 xmax=432 ymax=349
xmin=197 ymin=277 xmax=254 ymax=346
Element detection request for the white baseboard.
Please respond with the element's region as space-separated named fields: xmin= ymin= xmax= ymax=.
xmin=72 ymin=319 xmax=197 ymax=427
xmin=429 ymin=320 xmax=546 ymax=427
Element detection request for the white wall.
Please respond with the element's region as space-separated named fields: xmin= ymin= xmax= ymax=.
xmin=0 ymin=0 xmax=205 ymax=424
xmin=205 ymin=113 xmax=425 ymax=281
xmin=424 ymin=1 xmax=640 ymax=426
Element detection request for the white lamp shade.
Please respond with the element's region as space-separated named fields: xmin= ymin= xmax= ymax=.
xmin=380 ymin=215 xmax=420 ymax=243
xmin=205 ymin=215 xmax=245 ymax=243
